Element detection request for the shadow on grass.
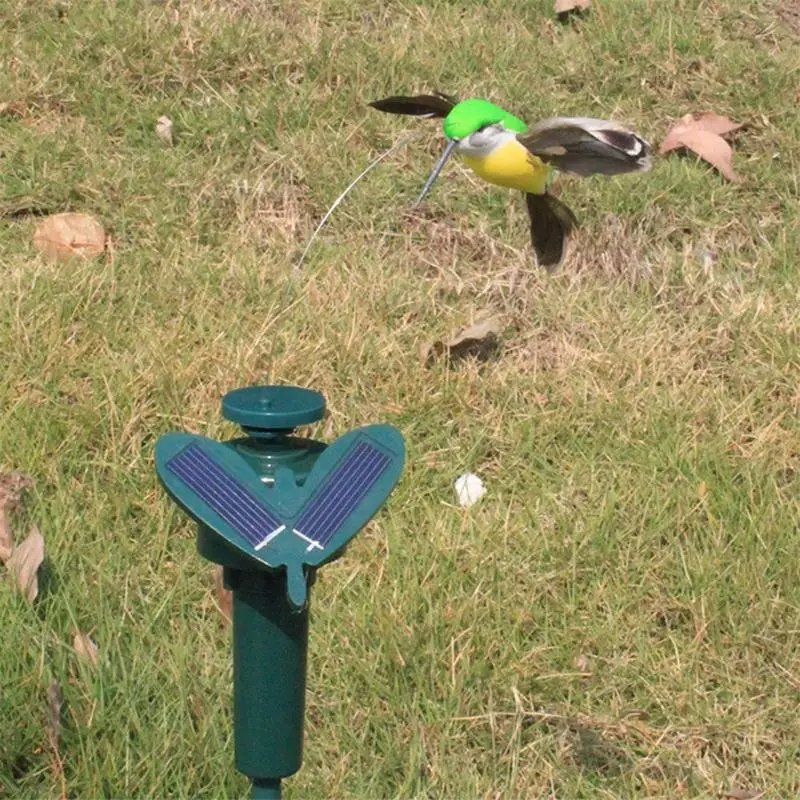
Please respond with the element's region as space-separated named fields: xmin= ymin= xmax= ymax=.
xmin=572 ymin=724 xmax=634 ymax=777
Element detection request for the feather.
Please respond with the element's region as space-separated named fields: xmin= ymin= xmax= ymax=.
xmin=524 ymin=192 xmax=579 ymax=269
xmin=519 ymin=117 xmax=652 ymax=176
xmin=368 ymin=93 xmax=457 ymax=119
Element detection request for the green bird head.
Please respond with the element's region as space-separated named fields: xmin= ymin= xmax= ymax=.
xmin=412 ymin=99 xmax=528 ymax=205
xmin=442 ymin=98 xmax=528 ymax=140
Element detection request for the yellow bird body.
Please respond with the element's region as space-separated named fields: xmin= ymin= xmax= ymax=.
xmin=461 ymin=138 xmax=551 ymax=195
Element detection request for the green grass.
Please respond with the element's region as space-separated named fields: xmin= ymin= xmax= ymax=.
xmin=1 ymin=0 xmax=799 ymax=797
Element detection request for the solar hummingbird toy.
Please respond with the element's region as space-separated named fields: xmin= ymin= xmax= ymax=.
xmin=368 ymin=93 xmax=652 ymax=268
xmin=155 ymin=385 xmax=405 ymax=799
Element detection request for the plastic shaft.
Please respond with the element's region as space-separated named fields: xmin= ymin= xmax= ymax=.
xmin=252 ymin=778 xmax=282 ymax=799
xmin=228 ymin=568 xmax=309 ymax=781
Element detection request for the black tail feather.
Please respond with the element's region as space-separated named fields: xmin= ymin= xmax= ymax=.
xmin=368 ymin=93 xmax=457 ymax=119
xmin=524 ymin=192 xmax=579 ymax=269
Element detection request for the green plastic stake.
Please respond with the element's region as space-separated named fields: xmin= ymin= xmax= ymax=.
xmin=154 ymin=385 xmax=405 ymax=798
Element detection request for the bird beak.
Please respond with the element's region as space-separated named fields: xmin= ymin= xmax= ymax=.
xmin=414 ymin=138 xmax=458 ymax=207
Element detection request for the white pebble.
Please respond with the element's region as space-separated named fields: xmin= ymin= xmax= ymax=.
xmin=454 ymin=473 xmax=486 ymax=508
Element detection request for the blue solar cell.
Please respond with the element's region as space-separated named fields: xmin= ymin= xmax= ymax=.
xmin=293 ymin=441 xmax=391 ymax=549
xmin=166 ymin=444 xmax=283 ymax=548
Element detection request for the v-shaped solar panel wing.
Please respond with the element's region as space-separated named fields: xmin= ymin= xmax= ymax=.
xmin=155 ymin=424 xmax=404 ymax=610
xmin=289 ymin=426 xmax=404 ymax=564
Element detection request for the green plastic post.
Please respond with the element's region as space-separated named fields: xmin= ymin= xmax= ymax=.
xmin=251 ymin=778 xmax=282 ymax=799
xmin=226 ymin=568 xmax=309 ymax=783
xmin=219 ymin=387 xmax=326 ymax=797
xmin=154 ymin=385 xmax=406 ymax=799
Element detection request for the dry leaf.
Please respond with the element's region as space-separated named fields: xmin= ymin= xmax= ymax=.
xmin=555 ymin=0 xmax=590 ymax=13
xmin=7 ymin=526 xmax=45 ymax=603
xmin=73 ymin=631 xmax=100 ymax=666
xmin=660 ymin=112 xmax=743 ymax=152
xmin=0 ymin=101 xmax=25 ymax=118
xmin=423 ymin=317 xmax=504 ymax=365
xmin=726 ymin=789 xmax=765 ymax=800
xmin=213 ymin=565 xmax=232 ymax=623
xmin=156 ymin=115 xmax=174 ymax=145
xmin=778 ymin=0 xmax=800 ymax=34
xmin=45 ymin=680 xmax=65 ymax=792
xmin=670 ymin=129 xmax=740 ymax=182
xmin=660 ymin=112 xmax=744 ymax=182
xmin=33 ymin=212 xmax=106 ymax=262
xmin=46 ymin=681 xmax=62 ymax=753
xmin=0 ymin=471 xmax=34 ymax=565
xmin=575 ymin=654 xmax=592 ymax=672
xmin=697 ymin=480 xmax=708 ymax=500
xmin=0 ymin=508 xmax=12 ymax=565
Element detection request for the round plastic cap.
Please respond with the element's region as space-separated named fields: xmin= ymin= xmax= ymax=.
xmin=222 ymin=385 xmax=326 ymax=431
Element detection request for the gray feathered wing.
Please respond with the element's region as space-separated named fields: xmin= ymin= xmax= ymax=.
xmin=519 ymin=116 xmax=651 ymax=268
xmin=517 ymin=116 xmax=652 ymax=176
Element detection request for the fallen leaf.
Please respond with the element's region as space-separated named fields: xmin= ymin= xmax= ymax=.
xmin=423 ymin=316 xmax=504 ymax=366
xmin=0 ymin=471 xmax=34 ymax=565
xmin=726 ymin=789 xmax=765 ymax=800
xmin=0 ymin=101 xmax=25 ymax=118
xmin=660 ymin=112 xmax=743 ymax=150
xmin=555 ymin=0 xmax=590 ymax=13
xmin=2 ymin=200 xmax=54 ymax=220
xmin=46 ymin=681 xmax=62 ymax=753
xmin=575 ymin=654 xmax=592 ymax=672
xmin=778 ymin=0 xmax=800 ymax=34
xmin=697 ymin=480 xmax=708 ymax=500
xmin=213 ymin=565 xmax=232 ymax=623
xmin=660 ymin=112 xmax=744 ymax=182
xmin=0 ymin=515 xmax=14 ymax=565
xmin=156 ymin=115 xmax=174 ymax=145
xmin=672 ymin=129 xmax=740 ymax=182
xmin=73 ymin=631 xmax=100 ymax=666
xmin=33 ymin=212 xmax=106 ymax=262
xmin=454 ymin=473 xmax=486 ymax=508
xmin=7 ymin=526 xmax=45 ymax=603
xmin=45 ymin=680 xmax=65 ymax=792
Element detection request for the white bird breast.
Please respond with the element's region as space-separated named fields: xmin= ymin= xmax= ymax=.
xmin=455 ymin=125 xmax=518 ymax=158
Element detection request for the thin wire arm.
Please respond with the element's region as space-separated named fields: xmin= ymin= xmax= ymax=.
xmin=413 ymin=138 xmax=457 ymax=207
xmin=295 ymin=135 xmax=412 ymax=269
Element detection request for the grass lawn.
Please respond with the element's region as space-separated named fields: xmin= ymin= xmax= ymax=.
xmin=1 ymin=0 xmax=799 ymax=797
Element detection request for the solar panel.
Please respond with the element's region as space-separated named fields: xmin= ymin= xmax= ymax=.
xmin=156 ymin=423 xmax=405 ymax=611
xmin=166 ymin=443 xmax=284 ymax=549
xmin=292 ymin=440 xmax=392 ymax=550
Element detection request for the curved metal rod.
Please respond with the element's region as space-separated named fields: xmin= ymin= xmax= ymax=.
xmin=295 ymin=135 xmax=413 ymax=269
xmin=413 ymin=138 xmax=457 ymax=207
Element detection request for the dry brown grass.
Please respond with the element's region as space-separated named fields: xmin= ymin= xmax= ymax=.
xmin=1 ymin=0 xmax=799 ymax=797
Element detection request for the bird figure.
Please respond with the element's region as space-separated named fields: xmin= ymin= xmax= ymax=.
xmin=369 ymin=93 xmax=652 ymax=268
